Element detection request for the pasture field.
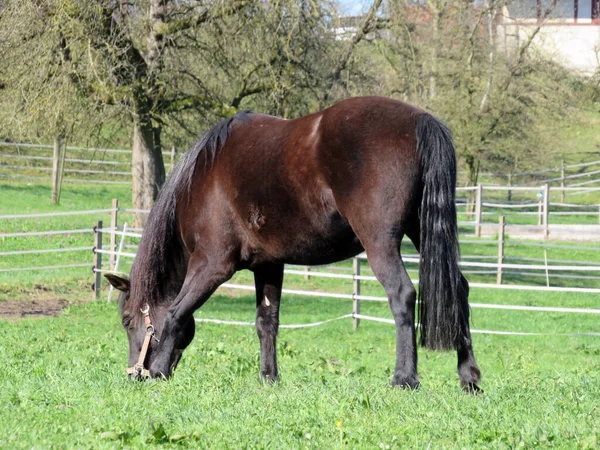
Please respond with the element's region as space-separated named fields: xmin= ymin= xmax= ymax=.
xmin=0 ymin=292 xmax=599 ymax=449
xmin=1 ymin=182 xmax=600 ymax=448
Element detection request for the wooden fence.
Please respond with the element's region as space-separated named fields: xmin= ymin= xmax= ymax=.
xmin=458 ymin=185 xmax=600 ymax=240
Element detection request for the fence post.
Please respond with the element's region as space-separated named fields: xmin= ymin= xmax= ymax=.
xmin=543 ymin=183 xmax=550 ymax=240
xmin=507 ymin=171 xmax=512 ymax=202
xmin=497 ymin=216 xmax=505 ymax=284
xmin=537 ymin=184 xmax=543 ymax=226
xmin=475 ymin=184 xmax=483 ymax=237
xmin=352 ymin=257 xmax=361 ymax=330
xmin=93 ymin=220 xmax=103 ymax=300
xmin=169 ymin=145 xmax=177 ymax=174
xmin=560 ymin=159 xmax=565 ymax=203
xmin=108 ymin=222 xmax=128 ymax=302
xmin=305 ymin=266 xmax=311 ymax=280
xmin=51 ymin=136 xmax=65 ymax=204
xmin=110 ymin=199 xmax=119 ymax=270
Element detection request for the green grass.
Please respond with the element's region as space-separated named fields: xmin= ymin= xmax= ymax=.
xmin=0 ymin=295 xmax=599 ymax=449
xmin=0 ymin=183 xmax=135 ymax=289
xmin=474 ymin=108 xmax=600 ymax=192
xmin=0 ymin=182 xmax=131 ymax=213
xmin=555 ymin=109 xmax=600 ymax=163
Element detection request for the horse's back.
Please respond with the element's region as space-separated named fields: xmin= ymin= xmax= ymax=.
xmin=189 ymin=97 xmax=424 ymax=266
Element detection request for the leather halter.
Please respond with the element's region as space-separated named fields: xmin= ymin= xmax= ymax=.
xmin=126 ymin=304 xmax=158 ymax=378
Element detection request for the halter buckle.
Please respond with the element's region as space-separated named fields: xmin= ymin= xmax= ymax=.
xmin=127 ymin=363 xmax=150 ymax=378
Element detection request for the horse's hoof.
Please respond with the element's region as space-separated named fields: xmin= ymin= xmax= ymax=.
xmin=391 ymin=375 xmax=420 ymax=390
xmin=461 ymin=382 xmax=484 ymax=395
xmin=258 ymin=373 xmax=279 ymax=384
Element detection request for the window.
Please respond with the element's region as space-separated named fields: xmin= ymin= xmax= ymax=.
xmin=507 ymin=0 xmax=600 ymax=23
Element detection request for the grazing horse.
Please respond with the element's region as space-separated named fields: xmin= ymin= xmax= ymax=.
xmin=105 ymin=96 xmax=481 ymax=391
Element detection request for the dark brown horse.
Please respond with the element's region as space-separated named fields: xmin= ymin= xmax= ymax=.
xmin=106 ymin=96 xmax=481 ymax=391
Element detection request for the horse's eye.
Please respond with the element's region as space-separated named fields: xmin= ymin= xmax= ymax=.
xmin=122 ymin=316 xmax=132 ymax=328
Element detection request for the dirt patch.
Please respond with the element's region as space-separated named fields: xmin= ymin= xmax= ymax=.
xmin=0 ymin=297 xmax=69 ymax=320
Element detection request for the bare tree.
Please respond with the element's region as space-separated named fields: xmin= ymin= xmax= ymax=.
xmin=0 ymin=0 xmax=253 ymax=222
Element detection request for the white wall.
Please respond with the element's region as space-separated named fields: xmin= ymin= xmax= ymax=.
xmin=498 ymin=19 xmax=600 ymax=76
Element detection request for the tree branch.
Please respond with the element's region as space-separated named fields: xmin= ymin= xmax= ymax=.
xmin=322 ymin=0 xmax=384 ymax=104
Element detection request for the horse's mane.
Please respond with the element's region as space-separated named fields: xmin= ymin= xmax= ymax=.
xmin=128 ymin=112 xmax=252 ymax=312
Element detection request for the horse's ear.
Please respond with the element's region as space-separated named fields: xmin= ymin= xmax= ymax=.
xmin=104 ymin=274 xmax=130 ymax=293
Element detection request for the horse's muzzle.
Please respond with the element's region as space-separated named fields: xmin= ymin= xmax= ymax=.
xmin=126 ymin=304 xmax=156 ymax=380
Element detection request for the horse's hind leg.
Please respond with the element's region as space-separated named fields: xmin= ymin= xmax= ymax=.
xmin=253 ymin=263 xmax=284 ymax=382
xmin=364 ymin=238 xmax=419 ymax=388
xmin=407 ymin=229 xmax=482 ymax=393
xmin=456 ymin=274 xmax=482 ymax=393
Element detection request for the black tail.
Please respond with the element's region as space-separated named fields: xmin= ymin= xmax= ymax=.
xmin=416 ymin=114 xmax=465 ymax=351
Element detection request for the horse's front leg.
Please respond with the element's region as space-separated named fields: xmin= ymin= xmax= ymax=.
xmin=253 ymin=263 xmax=284 ymax=382
xmin=149 ymin=253 xmax=235 ymax=378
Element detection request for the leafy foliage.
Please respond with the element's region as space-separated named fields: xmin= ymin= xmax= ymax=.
xmin=0 ymin=0 xmax=598 ymax=193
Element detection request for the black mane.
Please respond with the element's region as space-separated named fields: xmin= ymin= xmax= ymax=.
xmin=128 ymin=112 xmax=252 ymax=313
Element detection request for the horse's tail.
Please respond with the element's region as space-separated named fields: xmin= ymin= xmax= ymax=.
xmin=416 ymin=113 xmax=465 ymax=351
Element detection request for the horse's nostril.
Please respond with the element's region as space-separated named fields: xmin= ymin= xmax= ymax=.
xmin=129 ymin=373 xmax=149 ymax=381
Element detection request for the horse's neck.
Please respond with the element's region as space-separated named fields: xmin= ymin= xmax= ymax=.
xmin=164 ymin=241 xmax=189 ymax=303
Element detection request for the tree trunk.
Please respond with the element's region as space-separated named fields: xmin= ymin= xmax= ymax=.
xmin=132 ymin=118 xmax=165 ymax=227
xmin=480 ymin=0 xmax=497 ymax=113
xmin=429 ymin=2 xmax=443 ymax=100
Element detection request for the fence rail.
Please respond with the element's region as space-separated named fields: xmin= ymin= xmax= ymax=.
xmin=4 ymin=140 xmax=600 ymax=201
xmin=88 ymin=215 xmax=600 ymax=331
xmin=1 ymin=200 xmax=599 ymax=336
xmin=3 ymin=139 xmax=600 ymax=237
xmin=0 ymin=141 xmax=176 ymax=188
xmin=4 ymin=202 xmax=600 ymax=284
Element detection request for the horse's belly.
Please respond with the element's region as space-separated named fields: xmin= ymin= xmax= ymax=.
xmin=244 ymin=210 xmax=363 ymax=267
xmin=280 ymin=228 xmax=364 ymax=266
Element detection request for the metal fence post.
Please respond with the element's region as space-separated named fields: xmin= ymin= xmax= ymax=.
xmin=560 ymin=159 xmax=565 ymax=203
xmin=497 ymin=216 xmax=505 ymax=284
xmin=352 ymin=257 xmax=361 ymax=329
xmin=475 ymin=184 xmax=483 ymax=237
xmin=110 ymin=199 xmax=119 ymax=270
xmin=51 ymin=136 xmax=65 ymax=204
xmin=93 ymin=220 xmax=103 ymax=300
xmin=169 ymin=145 xmax=177 ymax=175
xmin=108 ymin=222 xmax=128 ymax=302
xmin=543 ymin=183 xmax=550 ymax=240
xmin=537 ymin=184 xmax=544 ymax=226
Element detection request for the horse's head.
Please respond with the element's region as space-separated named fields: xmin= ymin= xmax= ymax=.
xmin=104 ymin=274 xmax=195 ymax=379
